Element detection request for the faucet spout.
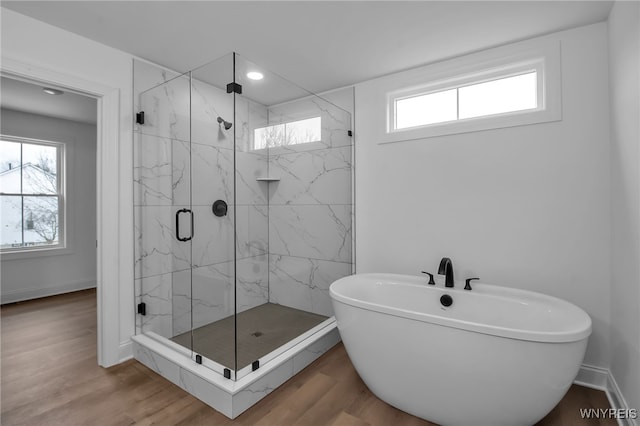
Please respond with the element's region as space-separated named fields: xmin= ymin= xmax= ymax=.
xmin=438 ymin=257 xmax=454 ymax=288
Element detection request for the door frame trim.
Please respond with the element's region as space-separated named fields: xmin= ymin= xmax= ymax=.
xmin=1 ymin=57 xmax=124 ymax=367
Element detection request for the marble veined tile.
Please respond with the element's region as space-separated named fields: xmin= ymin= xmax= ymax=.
xmin=269 ymin=255 xmax=351 ymax=317
xmin=236 ymin=256 xmax=268 ymax=313
xmin=169 ymin=139 xmax=191 ymax=207
xmin=134 ymin=133 xmax=172 ymax=206
xmin=134 ymin=206 xmax=191 ymax=279
xmin=292 ymin=327 xmax=341 ymax=375
xmin=191 ymin=262 xmax=234 ymax=328
xmin=190 ymin=143 xmax=234 ymax=207
xmin=190 ymin=256 xmax=268 ymax=329
xmin=236 ymin=151 xmax=268 ymax=206
xmin=177 ymin=367 xmax=233 ymax=418
xmin=133 ymin=58 xmax=180 ymax=112
xmin=269 ymin=204 xmax=352 ymax=262
xmin=133 ymin=341 xmax=181 ymax=385
xmin=232 ymin=358 xmax=294 ymax=418
xmin=172 ymin=269 xmax=192 ymax=336
xmin=235 ymin=97 xmax=269 ymax=153
xmin=235 ymin=205 xmax=268 ymax=259
xmin=134 ymin=135 xmax=191 ymax=207
xmin=268 ymin=146 xmax=351 ymax=205
xmin=191 ymin=205 xmax=234 ymax=268
xmin=139 ymin=73 xmax=190 ymax=142
xmin=234 ymin=96 xmax=251 ymax=153
xmin=191 ymin=78 xmax=234 ymax=149
xmin=188 ymin=203 xmax=271 ymax=267
xmin=137 ymin=272 xmax=173 ymax=338
xmin=190 ymin=83 xmax=270 ymax=154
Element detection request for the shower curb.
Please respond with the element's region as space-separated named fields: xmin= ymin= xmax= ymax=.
xmin=132 ymin=320 xmax=341 ymax=418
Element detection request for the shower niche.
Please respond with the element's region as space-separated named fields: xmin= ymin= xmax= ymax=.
xmin=131 ymin=53 xmax=353 ymax=417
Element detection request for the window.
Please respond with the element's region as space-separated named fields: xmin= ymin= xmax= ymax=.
xmin=395 ymin=88 xmax=458 ymax=129
xmin=458 ymin=72 xmax=537 ymax=119
xmin=0 ymin=136 xmax=65 ymax=252
xmin=253 ymin=116 xmax=321 ymax=150
xmin=395 ymin=71 xmax=538 ymax=130
xmin=381 ymin=39 xmax=561 ymax=143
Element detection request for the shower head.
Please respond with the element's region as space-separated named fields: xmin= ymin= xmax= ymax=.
xmin=217 ymin=116 xmax=232 ymax=130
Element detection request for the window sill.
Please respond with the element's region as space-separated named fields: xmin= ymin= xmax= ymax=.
xmin=1 ymin=246 xmax=73 ymax=261
xmin=380 ymin=107 xmax=561 ymax=144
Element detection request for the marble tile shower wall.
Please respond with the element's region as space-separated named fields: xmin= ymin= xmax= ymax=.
xmin=133 ymin=60 xmax=269 ymax=339
xmin=266 ymin=97 xmax=353 ymax=317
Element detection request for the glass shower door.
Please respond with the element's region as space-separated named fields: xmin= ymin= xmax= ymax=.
xmin=188 ymin=54 xmax=238 ymax=377
xmin=135 ymin=72 xmax=194 ymax=349
xmin=136 ymin=60 xmax=239 ymax=378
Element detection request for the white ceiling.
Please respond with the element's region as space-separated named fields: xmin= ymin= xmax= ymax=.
xmin=1 ymin=77 xmax=97 ymax=124
xmin=2 ymin=1 xmax=613 ymax=95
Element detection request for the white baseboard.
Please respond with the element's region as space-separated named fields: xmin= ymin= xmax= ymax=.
xmin=575 ymin=364 xmax=610 ymax=390
xmin=607 ymin=371 xmax=637 ymax=426
xmin=1 ymin=280 xmax=96 ymax=304
xmin=575 ymin=364 xmax=637 ymax=426
xmin=119 ymin=339 xmax=133 ymax=363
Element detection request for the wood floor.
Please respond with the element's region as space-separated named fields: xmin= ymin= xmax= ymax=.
xmin=1 ymin=289 xmax=617 ymax=426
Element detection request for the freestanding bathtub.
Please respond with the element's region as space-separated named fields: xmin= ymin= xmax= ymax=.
xmin=329 ymin=273 xmax=592 ymax=426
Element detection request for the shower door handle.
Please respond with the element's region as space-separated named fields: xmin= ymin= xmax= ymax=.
xmin=176 ymin=208 xmax=194 ymax=242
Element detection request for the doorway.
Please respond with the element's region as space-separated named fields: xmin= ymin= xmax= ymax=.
xmin=0 ymin=76 xmax=98 ymax=304
xmin=0 ymin=59 xmax=124 ymax=367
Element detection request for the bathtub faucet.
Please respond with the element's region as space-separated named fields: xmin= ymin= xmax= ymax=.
xmin=438 ymin=257 xmax=454 ymax=288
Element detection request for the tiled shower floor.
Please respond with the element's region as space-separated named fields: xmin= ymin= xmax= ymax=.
xmin=171 ymin=303 xmax=327 ymax=370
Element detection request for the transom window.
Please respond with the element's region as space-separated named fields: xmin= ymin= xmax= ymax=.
xmin=381 ymin=39 xmax=561 ymax=143
xmin=253 ymin=116 xmax=321 ymax=150
xmin=395 ymin=71 xmax=538 ymax=130
xmin=0 ymin=136 xmax=65 ymax=252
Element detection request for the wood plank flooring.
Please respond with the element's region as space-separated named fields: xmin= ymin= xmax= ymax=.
xmin=1 ymin=289 xmax=617 ymax=425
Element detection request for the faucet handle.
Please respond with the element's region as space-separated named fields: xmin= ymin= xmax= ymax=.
xmin=464 ymin=277 xmax=480 ymax=290
xmin=421 ymin=271 xmax=436 ymax=285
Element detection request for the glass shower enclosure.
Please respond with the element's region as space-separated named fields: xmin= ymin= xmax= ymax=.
xmin=134 ymin=53 xmax=353 ymax=381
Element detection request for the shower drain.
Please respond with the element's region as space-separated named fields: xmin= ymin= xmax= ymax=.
xmin=251 ymin=331 xmax=263 ymax=337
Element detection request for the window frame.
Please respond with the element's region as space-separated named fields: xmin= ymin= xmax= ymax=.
xmin=379 ymin=39 xmax=562 ymax=143
xmin=0 ymin=134 xmax=67 ymax=256
xmin=391 ymin=66 xmax=542 ymax=130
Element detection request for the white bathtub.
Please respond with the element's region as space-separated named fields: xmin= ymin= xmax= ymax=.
xmin=329 ymin=273 xmax=592 ymax=426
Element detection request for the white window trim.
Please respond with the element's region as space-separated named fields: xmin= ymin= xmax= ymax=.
xmin=377 ymin=38 xmax=562 ymax=144
xmin=0 ymin=134 xmax=71 ymax=259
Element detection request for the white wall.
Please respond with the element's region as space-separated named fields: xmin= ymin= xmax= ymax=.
xmin=1 ymin=8 xmax=134 ymax=362
xmin=1 ymin=109 xmax=97 ymax=302
xmin=608 ymin=0 xmax=640 ymax=411
xmin=355 ymin=23 xmax=611 ymax=368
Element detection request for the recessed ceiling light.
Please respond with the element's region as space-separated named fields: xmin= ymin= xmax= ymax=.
xmin=43 ymin=87 xmax=64 ymax=95
xmin=246 ymin=71 xmax=264 ymax=81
